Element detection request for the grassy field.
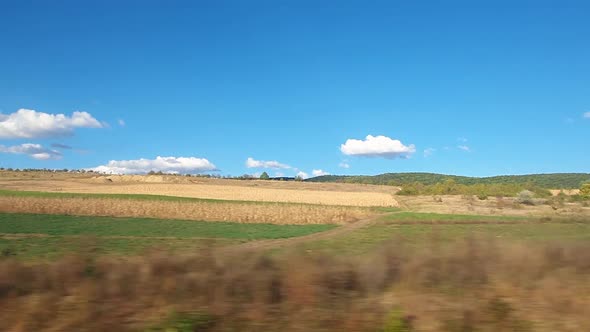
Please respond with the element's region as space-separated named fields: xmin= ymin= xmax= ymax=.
xmin=380 ymin=211 xmax=528 ymax=223
xmin=0 ymin=213 xmax=336 ymax=259
xmin=300 ymin=212 xmax=590 ymax=255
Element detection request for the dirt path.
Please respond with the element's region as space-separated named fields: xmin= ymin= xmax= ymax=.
xmin=218 ymin=213 xmax=388 ymax=255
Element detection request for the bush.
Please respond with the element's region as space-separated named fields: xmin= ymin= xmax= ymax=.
xmin=477 ymin=194 xmax=488 ymax=200
xmin=516 ymin=190 xmax=535 ymax=205
xmin=581 ymin=183 xmax=590 ymax=199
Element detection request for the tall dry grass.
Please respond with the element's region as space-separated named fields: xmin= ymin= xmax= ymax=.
xmin=0 ymin=197 xmax=372 ymax=224
xmin=1 ymin=237 xmax=590 ymax=331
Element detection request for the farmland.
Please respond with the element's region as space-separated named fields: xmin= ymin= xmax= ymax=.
xmin=0 ymin=172 xmax=399 ymax=207
xmin=0 ymin=171 xmax=589 ymax=331
xmin=0 ymin=213 xmax=335 ymax=259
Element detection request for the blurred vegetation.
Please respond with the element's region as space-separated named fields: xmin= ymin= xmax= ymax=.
xmin=308 ymin=172 xmax=590 ymax=189
xmin=2 ymin=237 xmax=590 ymax=331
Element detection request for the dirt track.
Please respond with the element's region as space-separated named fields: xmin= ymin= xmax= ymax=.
xmin=218 ymin=213 xmax=387 ymax=254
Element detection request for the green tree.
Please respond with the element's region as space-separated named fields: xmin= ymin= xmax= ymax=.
xmin=581 ymin=183 xmax=590 ymax=198
xmin=260 ymin=172 xmax=270 ymax=180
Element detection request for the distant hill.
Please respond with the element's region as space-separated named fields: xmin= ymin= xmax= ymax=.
xmin=306 ymin=173 xmax=590 ymax=189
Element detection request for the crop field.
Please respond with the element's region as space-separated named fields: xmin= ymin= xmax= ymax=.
xmin=0 ymin=172 xmax=399 ymax=207
xmin=0 ymin=191 xmax=373 ymax=225
xmin=0 ymin=213 xmax=336 ymax=259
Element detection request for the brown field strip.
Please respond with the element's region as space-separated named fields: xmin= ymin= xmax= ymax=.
xmin=0 ymin=196 xmax=373 ymax=225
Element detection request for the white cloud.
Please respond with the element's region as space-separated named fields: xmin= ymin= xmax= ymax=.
xmin=296 ymin=171 xmax=309 ymax=179
xmin=458 ymin=145 xmax=471 ymax=152
xmin=424 ymin=148 xmax=436 ymax=157
xmin=0 ymin=109 xmax=104 ymax=139
xmin=0 ymin=143 xmax=62 ymax=160
xmin=584 ymin=112 xmax=590 ymax=119
xmin=312 ymin=169 xmax=330 ymax=177
xmin=274 ymin=172 xmax=285 ymax=177
xmin=246 ymin=157 xmax=291 ymax=169
xmin=118 ymin=119 xmax=126 ymax=127
xmin=338 ymin=162 xmax=350 ymax=169
xmin=89 ymin=156 xmax=217 ymax=174
xmin=340 ymin=135 xmax=415 ymax=159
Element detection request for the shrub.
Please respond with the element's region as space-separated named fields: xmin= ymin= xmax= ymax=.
xmin=581 ymin=183 xmax=590 ymax=199
xmin=516 ymin=190 xmax=535 ymax=205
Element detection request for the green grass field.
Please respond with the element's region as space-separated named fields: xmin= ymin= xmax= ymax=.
xmin=0 ymin=213 xmax=336 ymax=259
xmin=301 ymin=212 xmax=590 ymax=255
xmin=2 ymin=210 xmax=589 ymax=260
xmin=380 ymin=211 xmax=528 ymax=223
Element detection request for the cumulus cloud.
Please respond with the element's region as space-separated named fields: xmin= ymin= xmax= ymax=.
xmin=296 ymin=171 xmax=309 ymax=179
xmin=246 ymin=157 xmax=291 ymax=169
xmin=0 ymin=143 xmax=62 ymax=160
xmin=424 ymin=148 xmax=436 ymax=157
xmin=89 ymin=156 xmax=217 ymax=174
xmin=312 ymin=169 xmax=330 ymax=177
xmin=458 ymin=145 xmax=471 ymax=152
xmin=340 ymin=135 xmax=415 ymax=159
xmin=0 ymin=109 xmax=104 ymax=139
xmin=338 ymin=162 xmax=350 ymax=169
xmin=584 ymin=112 xmax=590 ymax=119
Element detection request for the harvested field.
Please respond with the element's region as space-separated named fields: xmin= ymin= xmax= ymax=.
xmin=68 ymin=183 xmax=398 ymax=207
xmin=0 ymin=196 xmax=372 ymax=225
xmin=0 ymin=172 xmax=399 ymax=207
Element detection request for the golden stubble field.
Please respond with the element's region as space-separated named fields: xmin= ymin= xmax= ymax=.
xmin=2 ymin=171 xmax=587 ymax=222
xmin=0 ymin=172 xmax=392 ymax=224
xmin=0 ymin=196 xmax=372 ymax=224
xmin=0 ymin=172 xmax=399 ymax=208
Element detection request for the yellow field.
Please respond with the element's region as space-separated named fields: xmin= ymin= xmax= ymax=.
xmin=0 ymin=196 xmax=372 ymax=224
xmin=0 ymin=172 xmax=399 ymax=207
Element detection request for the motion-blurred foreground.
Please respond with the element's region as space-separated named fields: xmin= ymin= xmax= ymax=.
xmin=1 ymin=237 xmax=589 ymax=332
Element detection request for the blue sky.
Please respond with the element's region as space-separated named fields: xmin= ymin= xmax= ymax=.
xmin=1 ymin=0 xmax=589 ymax=177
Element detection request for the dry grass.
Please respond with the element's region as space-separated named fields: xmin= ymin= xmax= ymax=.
xmin=1 ymin=237 xmax=589 ymax=331
xmin=0 ymin=172 xmax=399 ymax=207
xmin=550 ymin=189 xmax=580 ymax=196
xmin=0 ymin=196 xmax=372 ymax=225
xmin=396 ymin=194 xmax=590 ymax=218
